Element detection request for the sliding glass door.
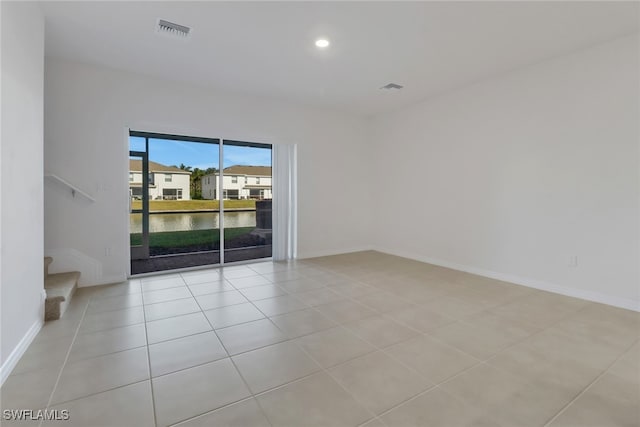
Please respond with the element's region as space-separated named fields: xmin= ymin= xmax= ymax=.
xmin=129 ymin=131 xmax=272 ymax=274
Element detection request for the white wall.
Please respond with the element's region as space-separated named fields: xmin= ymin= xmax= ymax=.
xmin=44 ymin=59 xmax=371 ymax=284
xmin=370 ymin=35 xmax=640 ymax=310
xmin=44 ymin=32 xmax=638 ymax=310
xmin=1 ymin=1 xmax=45 ymax=380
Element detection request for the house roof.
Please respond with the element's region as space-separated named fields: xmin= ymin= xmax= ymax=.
xmin=129 ymin=160 xmax=191 ymax=174
xmin=223 ymin=165 xmax=272 ymax=177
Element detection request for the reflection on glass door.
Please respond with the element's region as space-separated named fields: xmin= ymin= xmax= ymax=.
xmin=222 ymin=140 xmax=273 ymax=263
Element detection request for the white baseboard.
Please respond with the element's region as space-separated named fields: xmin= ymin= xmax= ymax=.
xmin=45 ymin=248 xmax=128 ymax=288
xmin=0 ymin=318 xmax=43 ymax=386
xmin=82 ymin=273 xmax=128 ymax=288
xmin=373 ymin=247 xmax=640 ymax=312
xmin=298 ymin=246 xmax=375 ymax=260
xmin=45 ymin=247 xmax=101 ymax=286
xmin=40 ymin=289 xmax=47 ymax=321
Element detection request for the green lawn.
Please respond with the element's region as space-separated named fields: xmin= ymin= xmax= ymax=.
xmin=130 ymin=227 xmax=254 ymax=248
xmin=131 ymin=199 xmax=255 ymax=211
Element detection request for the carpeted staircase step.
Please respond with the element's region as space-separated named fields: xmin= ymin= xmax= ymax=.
xmin=45 ymin=271 xmax=79 ymax=321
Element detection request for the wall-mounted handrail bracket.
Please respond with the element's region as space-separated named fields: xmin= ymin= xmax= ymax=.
xmin=45 ymin=173 xmax=95 ymax=202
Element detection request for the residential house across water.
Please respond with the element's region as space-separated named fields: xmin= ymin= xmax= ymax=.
xmin=202 ymin=165 xmax=272 ymax=200
xmin=129 ymin=160 xmax=191 ymax=200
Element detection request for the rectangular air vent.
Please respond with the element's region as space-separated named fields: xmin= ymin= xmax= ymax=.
xmin=381 ymin=83 xmax=404 ymax=90
xmin=156 ymin=19 xmax=191 ymax=39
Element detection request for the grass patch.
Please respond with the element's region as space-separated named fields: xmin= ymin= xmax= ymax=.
xmin=131 ymin=199 xmax=256 ymax=212
xmin=130 ymin=227 xmax=255 ymax=248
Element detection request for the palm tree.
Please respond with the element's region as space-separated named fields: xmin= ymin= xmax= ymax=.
xmin=190 ymin=167 xmax=206 ymax=199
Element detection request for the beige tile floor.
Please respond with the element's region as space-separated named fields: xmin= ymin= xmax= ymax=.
xmin=1 ymin=251 xmax=638 ymax=427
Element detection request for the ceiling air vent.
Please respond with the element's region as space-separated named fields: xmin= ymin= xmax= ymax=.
xmin=156 ymin=19 xmax=191 ymax=39
xmin=380 ymin=83 xmax=404 ymax=90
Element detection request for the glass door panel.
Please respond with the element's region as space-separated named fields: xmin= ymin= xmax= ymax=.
xmin=146 ymin=137 xmax=220 ymax=262
xmin=129 ymin=151 xmax=149 ymax=260
xmin=222 ymin=140 xmax=273 ymax=263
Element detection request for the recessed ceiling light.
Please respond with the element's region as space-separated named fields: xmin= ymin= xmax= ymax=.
xmin=381 ymin=83 xmax=404 ymax=90
xmin=315 ymin=39 xmax=330 ymax=48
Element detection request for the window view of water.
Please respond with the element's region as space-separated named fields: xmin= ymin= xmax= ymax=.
xmin=130 ymin=211 xmax=256 ymax=233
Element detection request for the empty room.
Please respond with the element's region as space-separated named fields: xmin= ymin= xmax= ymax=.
xmin=1 ymin=1 xmax=638 ymax=426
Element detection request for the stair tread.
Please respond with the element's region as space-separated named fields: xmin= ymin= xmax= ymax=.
xmin=45 ymin=271 xmax=80 ymax=300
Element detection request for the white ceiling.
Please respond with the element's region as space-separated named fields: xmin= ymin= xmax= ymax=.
xmin=40 ymin=1 xmax=639 ymax=116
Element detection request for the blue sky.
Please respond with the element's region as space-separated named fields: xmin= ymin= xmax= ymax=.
xmin=130 ymin=136 xmax=272 ymax=170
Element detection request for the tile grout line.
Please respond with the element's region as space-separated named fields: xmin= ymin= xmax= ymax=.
xmin=277 ymin=267 xmax=602 ymax=424
xmin=124 ymin=272 xmax=625 ymax=385
xmin=290 ymin=335 xmax=389 ymax=426
xmin=269 ymin=287 xmax=446 ymax=425
xmin=20 ymin=258 xmax=636 ymax=427
xmin=542 ymin=337 xmax=640 ymax=427
xmin=174 ymin=267 xmax=384 ymax=426
xmin=29 ymin=280 xmax=150 ymax=411
xmin=406 ymin=283 xmax=602 ymax=374
xmin=141 ymin=277 xmax=162 ymax=427
xmin=317 ymin=320 xmax=464 ymax=422
xmin=361 ymin=289 xmax=634 ymax=424
xmin=478 ymin=305 xmax=614 ymax=378
xmin=42 ymin=379 xmax=151 ymax=409
xmin=179 ymin=273 xmax=276 ymax=427
xmin=372 ymin=373 xmax=485 ymax=424
xmin=43 ymin=295 xmax=91 ymax=417
xmin=166 ymin=396 xmax=266 ymax=427
xmin=12 ymin=266 xmax=332 ymax=415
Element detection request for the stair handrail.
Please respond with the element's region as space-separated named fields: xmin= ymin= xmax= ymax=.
xmin=44 ymin=173 xmax=96 ymax=202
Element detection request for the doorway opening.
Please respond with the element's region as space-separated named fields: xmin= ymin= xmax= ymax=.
xmin=129 ymin=131 xmax=272 ymax=275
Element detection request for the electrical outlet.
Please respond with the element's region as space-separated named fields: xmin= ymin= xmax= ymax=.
xmin=568 ymin=255 xmax=578 ymax=268
xmin=105 ymin=247 xmax=112 ymax=257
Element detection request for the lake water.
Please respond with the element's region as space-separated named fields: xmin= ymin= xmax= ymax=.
xmin=130 ymin=211 xmax=256 ymax=233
